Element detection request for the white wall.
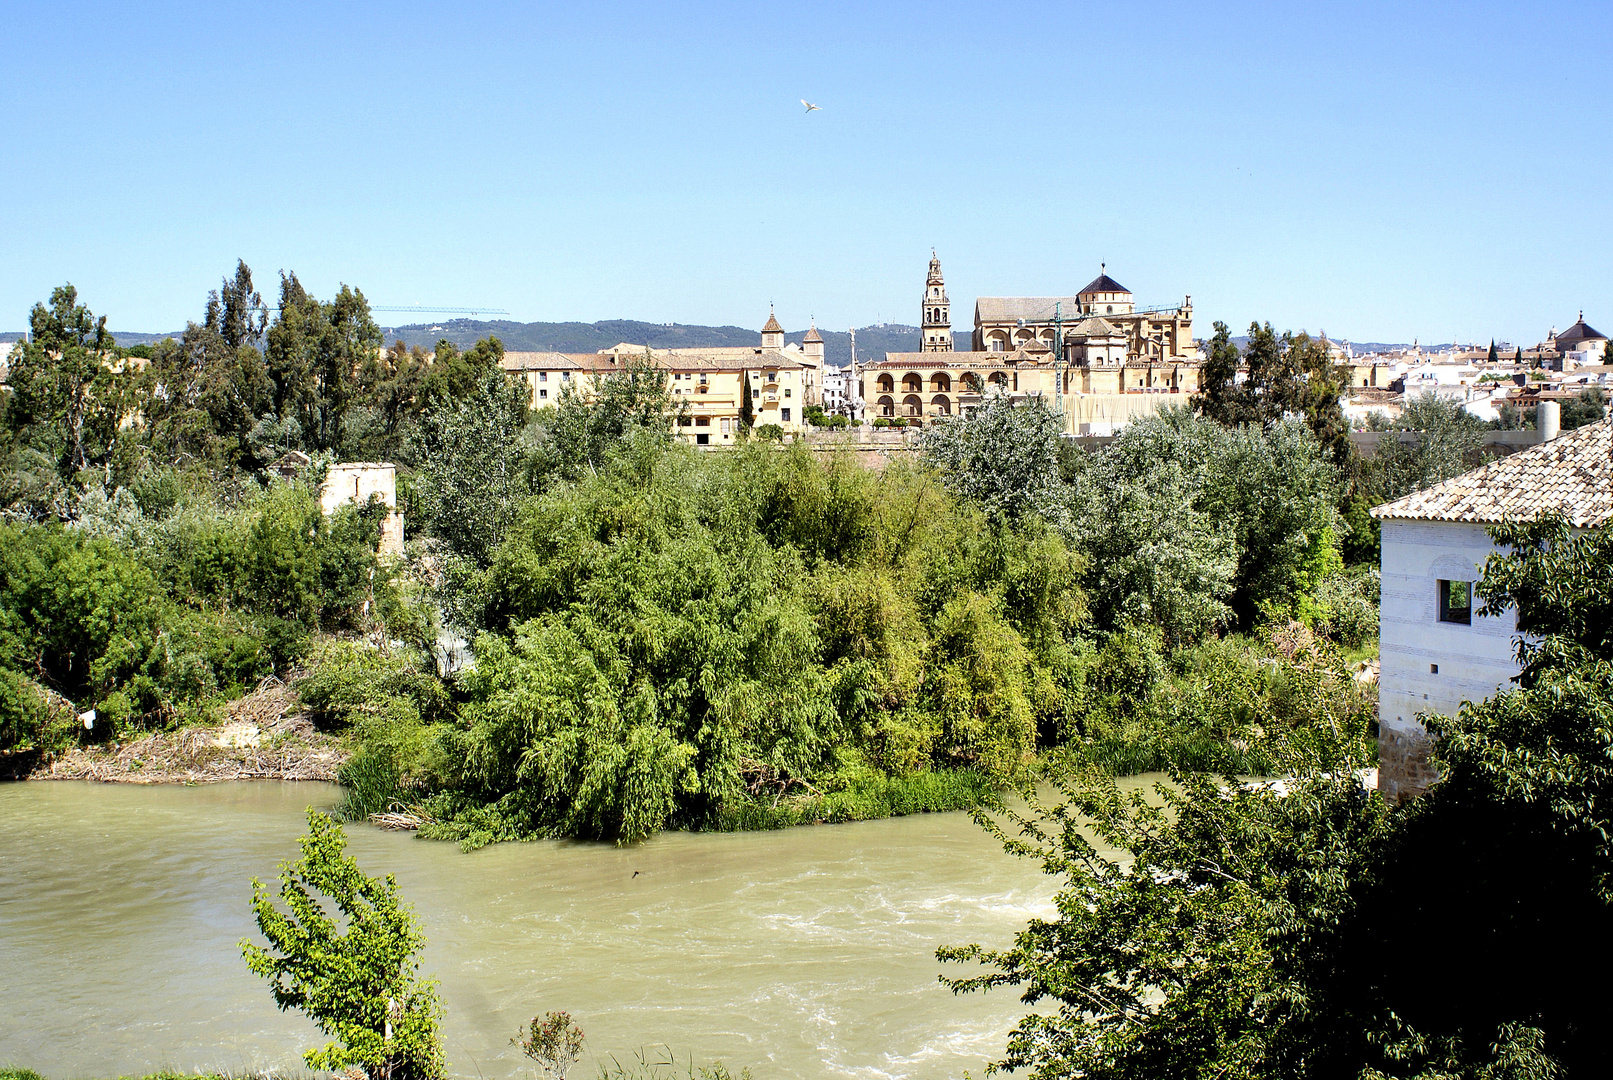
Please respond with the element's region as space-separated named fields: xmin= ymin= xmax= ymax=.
xmin=1379 ymin=519 xmax=1519 ymax=732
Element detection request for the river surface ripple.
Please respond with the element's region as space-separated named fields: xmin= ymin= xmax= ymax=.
xmin=0 ymin=778 xmax=1155 ymax=1079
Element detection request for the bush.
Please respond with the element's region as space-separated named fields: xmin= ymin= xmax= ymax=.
xmin=242 ymin=810 xmax=445 ymax=1079
xmin=1313 ymin=568 xmax=1379 ymax=648
xmin=873 ymin=417 xmax=891 ymax=428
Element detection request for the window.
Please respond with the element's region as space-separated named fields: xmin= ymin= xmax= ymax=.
xmin=1438 ymin=579 xmax=1472 ymax=625
xmin=696 ymin=433 xmax=710 ymax=445
xmin=782 ymin=407 xmax=791 ymax=422
xmin=695 ymin=416 xmax=710 ymax=427
xmin=784 ymin=388 xmax=791 ymax=397
xmin=562 ymin=371 xmax=571 ymax=381
xmin=539 ymin=371 xmax=548 ymax=382
xmin=539 ymin=388 xmax=547 ymax=399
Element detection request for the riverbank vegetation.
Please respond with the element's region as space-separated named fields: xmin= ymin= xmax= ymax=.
xmin=947 ymin=520 xmax=1613 ymax=1078
xmin=2 ymin=269 xmax=1425 ymax=843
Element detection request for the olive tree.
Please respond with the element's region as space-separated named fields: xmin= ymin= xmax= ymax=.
xmin=919 ymin=395 xmax=1070 ymax=525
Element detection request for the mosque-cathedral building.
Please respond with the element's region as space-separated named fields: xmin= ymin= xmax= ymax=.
xmin=860 ymin=255 xmax=1202 ymax=435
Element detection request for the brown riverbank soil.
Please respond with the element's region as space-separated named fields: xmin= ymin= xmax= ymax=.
xmin=31 ymin=677 xmax=347 ymax=784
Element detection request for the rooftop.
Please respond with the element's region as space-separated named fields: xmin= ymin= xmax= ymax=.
xmin=1079 ymin=273 xmax=1130 ymax=296
xmin=1372 ymin=417 xmax=1612 ymax=527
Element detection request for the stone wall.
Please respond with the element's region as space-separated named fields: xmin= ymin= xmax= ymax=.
xmin=1378 ymin=714 xmax=1440 ymax=805
xmin=322 ymin=463 xmax=404 ymax=556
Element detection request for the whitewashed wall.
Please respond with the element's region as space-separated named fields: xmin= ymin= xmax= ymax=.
xmin=1380 ymin=519 xmax=1519 ymax=723
xmin=1378 ymin=519 xmax=1521 ymax=800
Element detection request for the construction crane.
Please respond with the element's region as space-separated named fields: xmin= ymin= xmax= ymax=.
xmin=371 ymin=306 xmax=510 ymax=318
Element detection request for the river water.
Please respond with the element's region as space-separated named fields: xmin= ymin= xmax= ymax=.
xmin=0 ymin=779 xmax=1150 ymax=1079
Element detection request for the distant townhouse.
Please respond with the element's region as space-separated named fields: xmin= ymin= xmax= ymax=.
xmin=499 ymin=309 xmax=824 ymax=446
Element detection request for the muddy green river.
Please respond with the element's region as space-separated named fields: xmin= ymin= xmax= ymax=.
xmin=0 ymin=779 xmax=1144 ymax=1078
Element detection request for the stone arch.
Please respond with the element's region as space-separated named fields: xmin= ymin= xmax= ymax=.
xmin=902 ymin=394 xmax=923 ymax=416
xmin=961 ymin=372 xmax=984 ymax=393
xmin=876 ymin=394 xmax=895 ymax=416
xmin=876 ymin=373 xmax=894 ymax=393
xmin=930 ymin=394 xmax=951 ymax=415
xmin=930 ymin=371 xmax=951 ymax=392
xmin=989 ymin=371 xmax=1008 ymax=386
xmin=1014 ymin=328 xmax=1033 ymax=345
xmin=902 ymin=373 xmax=923 ymax=393
xmin=985 ymin=329 xmax=1009 ymax=352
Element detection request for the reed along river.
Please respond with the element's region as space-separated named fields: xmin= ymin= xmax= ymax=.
xmin=0 ymin=778 xmax=1147 ymax=1079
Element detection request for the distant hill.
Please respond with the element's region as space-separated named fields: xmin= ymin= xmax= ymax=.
xmin=375 ymin=318 xmax=971 ymax=368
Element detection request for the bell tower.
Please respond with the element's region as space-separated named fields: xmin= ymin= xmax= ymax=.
xmin=921 ymin=251 xmax=953 ymax=352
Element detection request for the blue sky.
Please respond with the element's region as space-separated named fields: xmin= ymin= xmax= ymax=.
xmin=1 ymin=0 xmax=1608 ymax=345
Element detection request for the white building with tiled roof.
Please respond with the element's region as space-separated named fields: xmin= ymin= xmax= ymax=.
xmin=1370 ymin=407 xmax=1610 ymax=802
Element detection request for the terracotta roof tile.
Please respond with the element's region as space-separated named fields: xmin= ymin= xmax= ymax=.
xmin=1372 ymin=417 xmax=1613 ymax=527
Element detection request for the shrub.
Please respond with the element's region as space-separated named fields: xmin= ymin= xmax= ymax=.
xmin=242 ymin=810 xmax=445 ymax=1079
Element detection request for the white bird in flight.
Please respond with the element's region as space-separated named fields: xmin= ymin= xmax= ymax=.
xmin=801 ymin=99 xmax=821 ymax=113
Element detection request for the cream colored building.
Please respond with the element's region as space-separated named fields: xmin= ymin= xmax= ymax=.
xmin=861 ymin=259 xmax=1202 ymax=434
xmin=971 ymin=267 xmax=1197 ymax=365
xmin=499 ymin=309 xmax=823 ymax=446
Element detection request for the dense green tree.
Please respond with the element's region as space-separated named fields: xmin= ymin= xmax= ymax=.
xmin=418 ymin=336 xmax=505 ymax=410
xmin=1365 ymin=393 xmax=1490 ymax=501
xmin=1487 ymin=339 xmax=1499 ymax=364
xmin=243 ymin=810 xmax=445 ymax=1079
xmin=1191 ymin=321 xmax=1261 ymax=427
xmin=1074 ymin=410 xmax=1340 ymax=633
xmin=950 ymin=521 xmax=1613 ymax=1079
xmin=919 ymin=395 xmax=1070 ymax=524
xmin=140 ymin=261 xmax=273 ymax=469
xmin=264 ymin=273 xmax=381 ymax=452
xmin=2 ymin=285 xmax=131 ymax=485
xmin=541 ymin=351 xmax=680 ymax=478
xmin=405 ymin=366 xmax=535 ymax=570
xmin=1194 ymin=322 xmax=1349 ymax=461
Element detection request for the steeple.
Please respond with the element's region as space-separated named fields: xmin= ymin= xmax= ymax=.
xmin=761 ymin=305 xmax=784 ymax=350
xmin=802 ymin=319 xmax=824 ymax=365
xmin=921 ymin=250 xmax=953 ymax=352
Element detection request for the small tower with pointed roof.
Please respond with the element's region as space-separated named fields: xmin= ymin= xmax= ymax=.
xmin=802 ymin=320 xmax=824 ymax=366
xmin=761 ymin=305 xmax=784 ymax=350
xmin=921 ymin=251 xmax=953 ymax=352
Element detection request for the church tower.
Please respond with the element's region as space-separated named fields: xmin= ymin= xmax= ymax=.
xmin=761 ymin=305 xmax=785 ymax=350
xmin=921 ymin=251 xmax=953 ymax=352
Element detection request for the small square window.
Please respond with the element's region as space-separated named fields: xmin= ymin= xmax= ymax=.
xmin=782 ymin=408 xmax=791 ymax=422
xmin=1438 ymin=579 xmax=1472 ymax=625
xmin=539 ymin=388 xmax=547 ymax=399
xmin=539 ymin=371 xmax=548 ymax=382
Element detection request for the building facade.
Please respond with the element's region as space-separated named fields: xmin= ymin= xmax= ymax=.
xmin=855 ymin=260 xmax=1203 ymax=434
xmin=500 ymin=310 xmax=823 ymax=446
xmin=971 ymin=268 xmax=1197 ymax=366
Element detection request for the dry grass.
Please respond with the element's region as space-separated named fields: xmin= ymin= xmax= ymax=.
xmin=32 ymin=676 xmax=347 ymax=785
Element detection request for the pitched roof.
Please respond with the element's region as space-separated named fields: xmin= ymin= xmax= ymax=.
xmin=1070 ymin=316 xmax=1122 ymax=337
xmin=802 ymin=325 xmax=823 ymax=343
xmin=1555 ymin=315 xmax=1608 ymax=349
xmin=1079 ymin=274 xmax=1131 ymax=296
xmin=975 ymin=297 xmax=1083 ymax=323
xmin=761 ymin=311 xmax=784 ymax=333
xmin=1371 ymin=417 xmax=1613 ymax=527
